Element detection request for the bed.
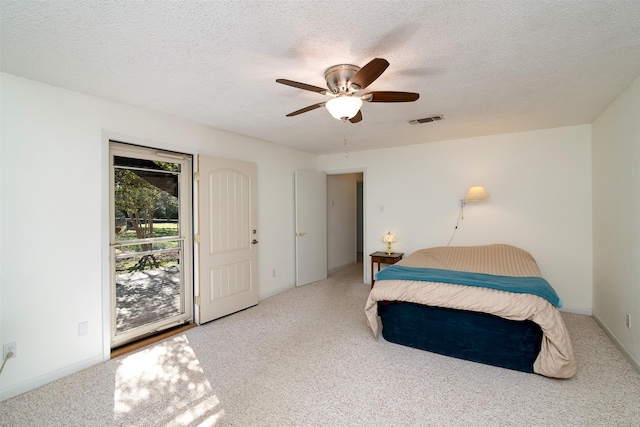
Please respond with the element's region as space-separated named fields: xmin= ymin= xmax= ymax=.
xmin=364 ymin=244 xmax=576 ymax=378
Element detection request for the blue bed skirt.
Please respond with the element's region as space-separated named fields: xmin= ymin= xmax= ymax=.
xmin=378 ymin=301 xmax=543 ymax=373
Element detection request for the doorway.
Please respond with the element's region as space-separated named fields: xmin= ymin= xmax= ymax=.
xmin=326 ymin=172 xmax=364 ymax=280
xmin=109 ymin=142 xmax=193 ymax=349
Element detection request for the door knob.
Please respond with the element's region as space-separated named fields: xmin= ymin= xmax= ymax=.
xmin=252 ymin=239 xmax=258 ymax=244
xmin=296 ymin=232 xmax=306 ymax=237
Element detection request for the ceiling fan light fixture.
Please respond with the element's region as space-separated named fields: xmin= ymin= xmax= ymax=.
xmin=325 ymin=96 xmax=363 ymax=121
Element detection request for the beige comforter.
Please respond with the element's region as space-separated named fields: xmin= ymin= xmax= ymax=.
xmin=365 ymin=244 xmax=577 ymax=378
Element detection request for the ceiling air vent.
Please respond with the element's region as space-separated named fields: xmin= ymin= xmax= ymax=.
xmin=409 ymin=114 xmax=444 ymax=125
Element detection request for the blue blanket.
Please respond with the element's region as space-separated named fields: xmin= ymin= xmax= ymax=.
xmin=375 ymin=265 xmax=562 ymax=307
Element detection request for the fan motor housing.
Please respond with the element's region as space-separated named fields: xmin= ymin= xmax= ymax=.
xmin=324 ymin=64 xmax=361 ymax=94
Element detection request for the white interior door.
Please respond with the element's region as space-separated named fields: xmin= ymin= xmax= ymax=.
xmin=295 ymin=170 xmax=327 ymax=286
xmin=199 ymin=155 xmax=259 ymax=323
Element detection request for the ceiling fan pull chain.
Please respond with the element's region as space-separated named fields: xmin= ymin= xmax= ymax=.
xmin=342 ymin=121 xmax=348 ymax=147
xmin=343 ymin=120 xmax=349 ymax=157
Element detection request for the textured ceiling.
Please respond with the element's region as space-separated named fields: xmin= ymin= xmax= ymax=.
xmin=2 ymin=1 xmax=640 ymax=154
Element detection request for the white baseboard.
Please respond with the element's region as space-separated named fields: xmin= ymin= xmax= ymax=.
xmin=592 ymin=312 xmax=640 ymax=374
xmin=328 ymin=262 xmax=357 ymax=275
xmin=0 ymin=355 xmax=104 ymax=402
xmin=560 ymin=305 xmax=592 ymax=316
xmin=259 ymin=282 xmax=295 ymax=301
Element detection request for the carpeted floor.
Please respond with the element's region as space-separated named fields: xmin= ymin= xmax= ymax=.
xmin=1 ymin=262 xmax=639 ymax=426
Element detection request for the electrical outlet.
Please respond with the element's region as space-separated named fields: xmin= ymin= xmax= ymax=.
xmin=3 ymin=342 xmax=17 ymax=359
xmin=626 ymin=314 xmax=631 ymax=329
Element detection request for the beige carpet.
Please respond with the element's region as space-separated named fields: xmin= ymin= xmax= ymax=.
xmin=1 ymin=263 xmax=639 ymax=426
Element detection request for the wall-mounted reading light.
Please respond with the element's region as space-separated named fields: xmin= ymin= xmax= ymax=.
xmin=460 ymin=186 xmax=491 ymax=208
xmin=447 ymin=186 xmax=491 ymax=246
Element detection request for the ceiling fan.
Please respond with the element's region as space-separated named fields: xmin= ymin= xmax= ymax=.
xmin=276 ymin=58 xmax=419 ymax=123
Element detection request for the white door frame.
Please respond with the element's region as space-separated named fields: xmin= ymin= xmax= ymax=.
xmin=101 ymin=132 xmax=200 ymax=360
xmin=108 ymin=141 xmax=193 ymax=348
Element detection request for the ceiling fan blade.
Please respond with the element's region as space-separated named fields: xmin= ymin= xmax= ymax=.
xmin=348 ymin=58 xmax=389 ymax=90
xmin=349 ymin=110 xmax=363 ymax=123
xmin=361 ymin=91 xmax=420 ymax=103
xmin=276 ymin=79 xmax=327 ymax=94
xmin=285 ymin=102 xmax=326 ymax=117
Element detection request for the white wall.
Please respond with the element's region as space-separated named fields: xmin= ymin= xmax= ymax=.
xmin=592 ymin=74 xmax=640 ymax=369
xmin=0 ymin=73 xmax=317 ymax=400
xmin=326 ymin=173 xmax=362 ymax=271
xmin=319 ymin=125 xmax=593 ymax=313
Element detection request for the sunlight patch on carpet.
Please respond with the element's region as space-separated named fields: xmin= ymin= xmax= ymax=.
xmin=114 ymin=334 xmax=223 ymax=425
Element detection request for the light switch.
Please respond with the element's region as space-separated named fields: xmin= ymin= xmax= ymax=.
xmin=78 ymin=321 xmax=88 ymax=337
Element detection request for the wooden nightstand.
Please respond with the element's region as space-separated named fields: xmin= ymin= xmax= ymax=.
xmin=370 ymin=251 xmax=403 ymax=287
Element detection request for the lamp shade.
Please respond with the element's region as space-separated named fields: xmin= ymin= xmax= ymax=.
xmin=325 ymin=96 xmax=363 ymax=120
xmin=464 ymin=186 xmax=490 ymax=201
xmin=382 ymin=231 xmax=396 ymax=243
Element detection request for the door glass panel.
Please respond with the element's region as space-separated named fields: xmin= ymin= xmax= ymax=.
xmin=114 ymin=161 xmax=180 ymax=242
xmin=114 ymin=244 xmax=183 ymax=334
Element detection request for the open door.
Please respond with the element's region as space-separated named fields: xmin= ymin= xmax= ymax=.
xmin=295 ymin=170 xmax=327 ymax=286
xmin=198 ymin=155 xmax=259 ymax=323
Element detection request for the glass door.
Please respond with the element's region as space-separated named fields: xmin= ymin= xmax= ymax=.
xmin=109 ymin=142 xmax=193 ymax=348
